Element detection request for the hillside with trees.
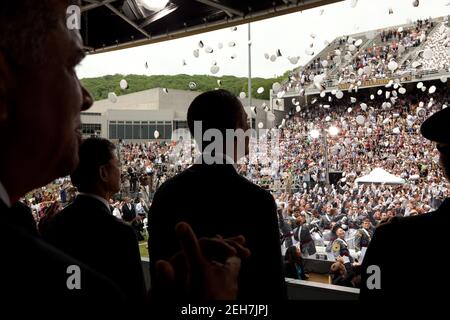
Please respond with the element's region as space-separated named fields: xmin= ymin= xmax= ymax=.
xmin=80 ymin=73 xmax=286 ymax=101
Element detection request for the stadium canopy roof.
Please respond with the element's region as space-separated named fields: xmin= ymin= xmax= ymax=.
xmin=81 ymin=0 xmax=344 ymax=54
xmin=355 ymin=168 xmax=406 ymax=185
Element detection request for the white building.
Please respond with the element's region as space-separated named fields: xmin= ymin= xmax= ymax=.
xmin=81 ymin=88 xmax=271 ymax=141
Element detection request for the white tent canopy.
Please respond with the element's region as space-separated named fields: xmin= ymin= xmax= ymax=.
xmin=355 ymin=168 xmax=406 ymax=185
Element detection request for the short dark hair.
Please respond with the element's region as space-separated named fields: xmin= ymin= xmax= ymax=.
xmin=187 ymin=89 xmax=245 ymax=145
xmin=70 ymin=138 xmax=116 ymax=193
xmin=0 ymin=1 xmax=63 ymax=66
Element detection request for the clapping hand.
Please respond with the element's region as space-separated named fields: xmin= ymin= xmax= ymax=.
xmin=154 ymin=222 xmax=250 ymax=300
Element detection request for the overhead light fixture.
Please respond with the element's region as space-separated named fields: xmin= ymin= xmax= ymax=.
xmin=138 ymin=0 xmax=169 ymax=11
xmin=122 ymin=0 xmax=178 ymax=25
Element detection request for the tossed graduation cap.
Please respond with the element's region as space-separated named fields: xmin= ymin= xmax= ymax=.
xmin=350 ymin=0 xmax=358 ymax=8
xmin=440 ymin=76 xmax=448 ymax=83
xmin=264 ymin=53 xmax=270 ymax=59
xmin=163 ymin=88 xmax=169 ymax=94
xmin=239 ymin=92 xmax=246 ymax=99
xmin=413 ymin=0 xmax=419 ymax=7
xmin=108 ymin=92 xmax=118 ymax=103
xmin=356 ymin=115 xmax=365 ymax=125
xmin=218 ymin=42 xmax=223 ymax=49
xmin=412 ymin=61 xmax=422 ymax=68
xmin=417 ymin=82 xmax=424 ymax=89
xmin=350 ymin=97 xmax=357 ymax=103
xmin=322 ymin=60 xmax=329 ymax=67
xmin=228 ymin=41 xmax=236 ymax=47
xmin=182 ymin=59 xmax=187 ymax=66
xmin=388 ymin=7 xmax=393 ymax=14
xmin=354 ymin=39 xmax=363 ymax=47
xmin=154 ymin=130 xmax=160 ymax=139
xmin=272 ymin=82 xmax=281 ymax=92
xmin=276 ymin=49 xmax=282 ymax=57
xmin=429 ymin=86 xmax=437 ymax=94
xmin=145 ymin=62 xmax=148 ymax=69
xmin=270 ymin=54 xmax=277 ymax=62
xmin=231 ymin=53 xmax=237 ymax=59
xmin=305 ymin=48 xmax=314 ymax=56
xmin=230 ymin=26 xmax=237 ymax=31
xmin=193 ymin=49 xmax=200 ymax=58
xmin=336 ymin=90 xmax=344 ymax=99
xmin=198 ymin=40 xmax=204 ymax=48
xmin=416 ymin=107 xmax=426 ymax=117
xmin=210 ymin=65 xmax=220 ymax=74
xmin=205 ymin=47 xmax=213 ymax=54
xmin=188 ymin=82 xmax=197 ymax=90
xmin=377 ymin=89 xmax=383 ymax=95
xmin=388 ymin=60 xmax=398 ymax=71
xmin=288 ymin=56 xmax=300 ymax=64
xmin=217 ymin=79 xmax=222 ymax=87
xmin=257 ymin=87 xmax=265 ymax=94
xmin=120 ymin=79 xmax=128 ymax=90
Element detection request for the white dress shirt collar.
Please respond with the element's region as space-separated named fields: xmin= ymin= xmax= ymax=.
xmin=0 ymin=180 xmax=11 ymax=208
xmin=78 ymin=192 xmax=111 ymax=212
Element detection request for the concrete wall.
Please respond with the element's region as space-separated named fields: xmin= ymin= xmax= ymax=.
xmin=140 ymin=259 xmax=360 ymax=300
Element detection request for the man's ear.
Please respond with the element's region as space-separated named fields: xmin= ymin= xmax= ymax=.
xmin=0 ymin=52 xmax=12 ymax=123
xmin=99 ymin=165 xmax=109 ymax=183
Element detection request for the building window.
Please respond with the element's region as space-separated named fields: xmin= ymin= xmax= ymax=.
xmin=125 ymin=121 xmax=133 ymax=139
xmin=81 ymin=112 xmax=102 ymax=116
xmin=109 ymin=122 xmax=117 ymax=139
xmin=117 ymin=122 xmax=125 ymax=140
xmin=81 ymin=123 xmax=101 ymax=136
xmin=149 ymin=122 xmax=156 ymax=139
xmin=141 ymin=122 xmax=149 ymax=140
xmin=133 ymin=122 xmax=141 ymax=139
xmin=174 ymin=121 xmax=188 ymax=130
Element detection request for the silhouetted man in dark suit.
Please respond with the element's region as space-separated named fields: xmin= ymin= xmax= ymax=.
xmin=361 ymin=106 xmax=450 ymax=300
xmin=149 ymin=89 xmax=286 ymax=300
xmin=0 ymin=0 xmax=125 ymax=312
xmin=43 ymin=138 xmax=146 ymax=304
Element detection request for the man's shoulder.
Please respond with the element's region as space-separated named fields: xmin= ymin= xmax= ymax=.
xmin=376 ymin=212 xmax=438 ymax=237
xmin=0 ymin=222 xmax=125 ymax=305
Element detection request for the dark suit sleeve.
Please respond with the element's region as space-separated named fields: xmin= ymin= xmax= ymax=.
xmin=112 ymin=225 xmax=147 ymax=303
xmin=148 ymin=187 xmax=174 ymax=288
xmin=241 ymin=191 xmax=287 ymax=300
xmin=360 ymin=219 xmax=397 ymax=300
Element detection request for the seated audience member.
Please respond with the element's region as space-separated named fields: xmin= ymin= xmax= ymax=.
xmin=361 ymin=106 xmax=450 ymax=299
xmin=284 ymin=246 xmax=308 ymax=280
xmin=149 ymin=89 xmax=286 ymax=300
xmin=42 ymin=138 xmax=147 ymax=304
xmin=330 ymin=256 xmax=361 ymax=288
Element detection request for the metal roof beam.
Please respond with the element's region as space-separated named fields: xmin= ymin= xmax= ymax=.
xmin=82 ymin=0 xmax=121 ymax=13
xmin=104 ymin=3 xmax=151 ymax=39
xmin=193 ymin=0 xmax=244 ymax=17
